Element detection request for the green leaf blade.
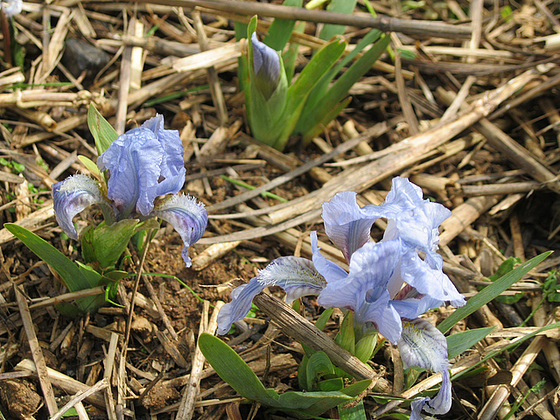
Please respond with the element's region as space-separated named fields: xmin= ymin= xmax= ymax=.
xmin=88 ymin=104 xmax=118 ymax=155
xmin=439 ymin=251 xmax=552 ymax=334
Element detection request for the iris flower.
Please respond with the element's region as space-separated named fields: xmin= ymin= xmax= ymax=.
xmin=2 ymin=0 xmax=22 ymax=16
xmin=52 ymin=114 xmax=208 ymax=267
xmin=216 ymin=177 xmax=465 ymax=418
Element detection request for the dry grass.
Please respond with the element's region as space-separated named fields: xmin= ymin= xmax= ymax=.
xmin=1 ymin=1 xmax=560 ymax=419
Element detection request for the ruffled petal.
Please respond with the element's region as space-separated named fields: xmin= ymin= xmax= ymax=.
xmin=322 ymin=191 xmax=380 ymax=261
xmin=140 ymin=115 xmax=186 ymax=201
xmin=310 ymin=231 xmax=348 ymax=284
xmin=398 ymin=318 xmax=452 ymax=418
xmin=360 ymin=177 xmax=452 ymax=256
xmin=98 ymin=115 xmax=186 ymax=218
xmin=318 ymin=240 xmax=403 ymax=343
xmin=52 ymin=174 xmax=105 ymax=239
xmin=257 ymin=256 xmax=326 ymax=302
xmin=400 ymin=250 xmax=466 ymax=308
xmin=217 ymin=278 xmax=265 ymax=335
xmin=152 ymin=194 xmax=208 ymax=267
xmin=217 ymin=256 xmax=326 ymax=335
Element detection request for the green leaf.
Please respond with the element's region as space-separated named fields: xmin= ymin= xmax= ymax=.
xmin=87 ymin=104 xmax=118 ymax=155
xmin=297 ymin=34 xmax=389 ymax=143
xmin=287 ymin=37 xmax=346 ymax=108
xmin=198 ymin=333 xmax=279 ymax=405
xmin=438 ymin=251 xmax=552 ymax=334
xmin=298 ymin=355 xmax=310 ymax=390
xmin=446 ymin=327 xmax=495 ymax=359
xmin=77 ymin=155 xmax=102 ymax=178
xmin=318 ymin=0 xmax=358 ymax=41
xmin=263 ymin=0 xmax=302 ymax=51
xmin=81 ymin=219 xmax=142 ymax=269
xmin=303 ymin=28 xmax=382 ymax=115
xmin=315 ymin=308 xmax=333 ymax=331
xmin=275 ymin=391 xmax=352 ymax=416
xmin=355 ymin=333 xmax=377 ymax=363
xmin=5 ymin=223 xmax=109 ymax=315
xmin=199 ymin=333 xmax=358 ymax=416
xmin=318 ymin=377 xmax=344 ymax=391
xmin=340 ymin=379 xmax=371 ymax=398
xmin=452 ymin=322 xmax=560 ymax=382
xmin=306 ymin=351 xmax=336 ymax=391
xmin=338 ymin=400 xmax=367 ymax=420
xmin=282 ymin=21 xmax=305 ymax=82
xmin=5 ymin=224 xmax=95 ymax=291
xmin=335 ymin=311 xmax=355 ymax=354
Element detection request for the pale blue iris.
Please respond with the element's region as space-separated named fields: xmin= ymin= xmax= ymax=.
xmin=217 ymin=177 xmax=465 ymax=418
xmin=52 ymin=114 xmax=207 ymax=267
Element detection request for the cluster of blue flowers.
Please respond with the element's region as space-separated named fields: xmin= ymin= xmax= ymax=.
xmin=217 ymin=177 xmax=465 ymax=419
xmin=51 ymin=110 xmax=463 ymax=418
xmin=52 ymin=115 xmax=208 ymax=268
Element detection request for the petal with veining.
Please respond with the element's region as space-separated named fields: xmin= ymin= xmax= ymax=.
xmin=52 ymin=174 xmax=105 ymax=239
xmin=152 ymin=194 xmax=208 ymax=267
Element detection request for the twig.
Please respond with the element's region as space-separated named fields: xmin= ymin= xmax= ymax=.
xmin=115 ymin=14 xmax=135 ymax=134
xmin=478 ymin=334 xmax=547 ymax=420
xmin=192 ymin=10 xmax=228 ymax=125
xmin=50 ymin=378 xmax=109 ymax=420
xmin=253 ymin=293 xmax=391 ymax=393
xmin=103 ymin=332 xmax=119 ymax=420
xmin=176 ymin=300 xmax=225 ymax=420
xmin=135 ymin=0 xmax=472 ymax=39
xmin=14 ymin=285 xmax=59 ymax=416
xmin=15 ymin=359 xmax=106 ymax=408
xmin=143 ymin=275 xmax=178 ymax=340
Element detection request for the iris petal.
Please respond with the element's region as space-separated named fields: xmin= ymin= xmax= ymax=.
xmin=98 ymin=115 xmax=186 ymax=218
xmin=317 ymin=240 xmax=403 ymax=343
xmin=322 ymin=191 xmax=381 ymax=262
xmin=398 ymin=318 xmax=452 ymax=418
xmin=257 ymin=256 xmax=326 ymax=302
xmin=152 ymin=194 xmax=208 ymax=267
xmin=217 ymin=278 xmax=265 ymax=335
xmin=399 ymin=250 xmax=466 ymax=308
xmin=251 ymin=33 xmax=281 ymax=100
xmin=3 ymin=0 xmax=21 ymax=16
xmin=310 ymin=231 xmax=348 ymax=284
xmin=52 ymin=174 xmax=105 ymax=239
xmin=140 ymin=115 xmax=186 ymax=201
xmin=217 ymin=256 xmax=326 ymax=335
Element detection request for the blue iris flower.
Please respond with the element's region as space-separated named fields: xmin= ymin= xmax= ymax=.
xmin=3 ymin=0 xmax=22 ymax=16
xmin=251 ymin=32 xmax=282 ymax=101
xmin=216 ymin=177 xmax=465 ymax=418
xmin=52 ymin=114 xmax=208 ymax=267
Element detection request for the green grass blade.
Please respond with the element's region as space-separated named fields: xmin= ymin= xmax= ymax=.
xmin=447 ymin=327 xmax=495 ymax=359
xmin=88 ymin=104 xmax=118 ymax=155
xmin=264 ymin=0 xmax=302 ymax=51
xmin=452 ymin=322 xmax=560 ymax=382
xmin=5 ymin=223 xmax=94 ymax=291
xmin=319 ymin=0 xmax=358 ymax=41
xmin=198 ymin=333 xmax=279 ymax=405
xmin=438 ymin=251 xmax=552 ymax=334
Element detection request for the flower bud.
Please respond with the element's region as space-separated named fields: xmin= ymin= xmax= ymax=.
xmin=251 ymin=33 xmax=282 ymax=100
